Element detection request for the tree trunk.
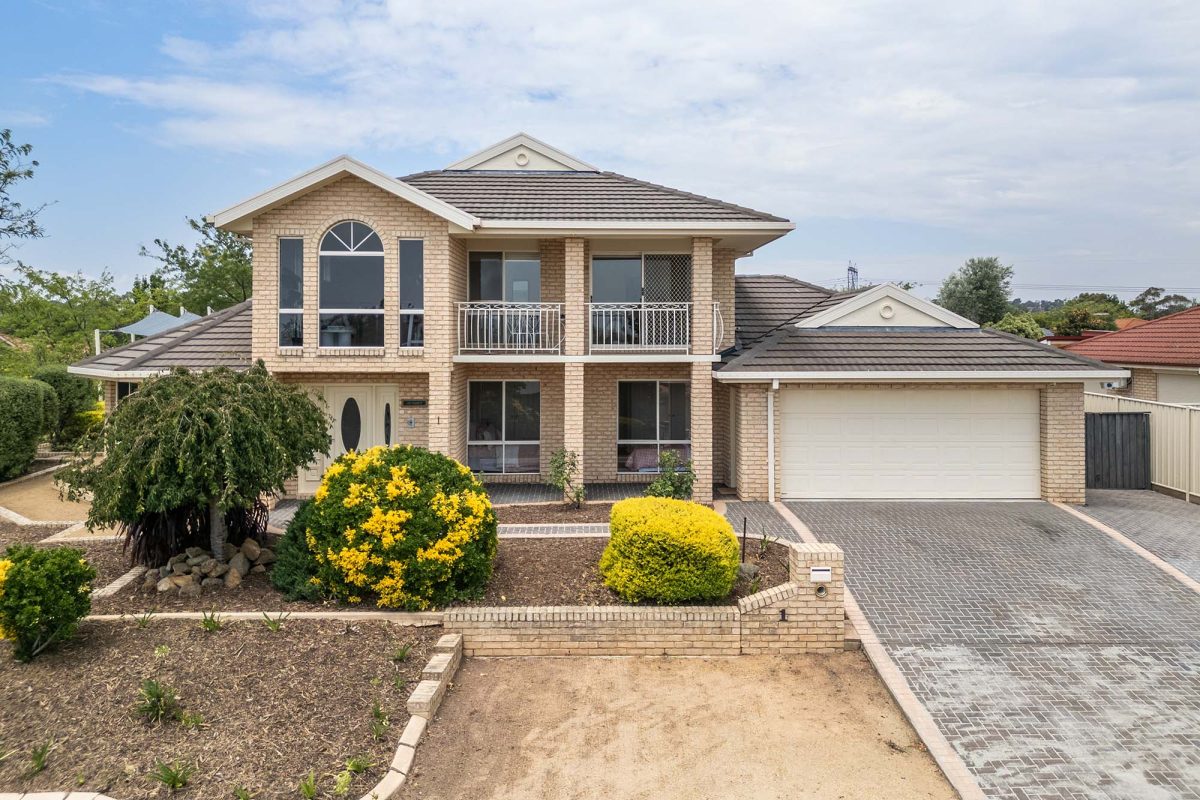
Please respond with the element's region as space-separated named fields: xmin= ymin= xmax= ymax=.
xmin=209 ymin=499 xmax=228 ymax=562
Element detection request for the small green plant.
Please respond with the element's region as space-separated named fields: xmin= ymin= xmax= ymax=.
xmin=391 ymin=643 xmax=412 ymax=663
xmin=200 ymin=610 xmax=223 ymax=632
xmin=154 ymin=644 xmax=171 ymax=660
xmin=298 ymin=770 xmax=318 ymax=799
xmin=392 ymin=674 xmax=407 ymax=692
xmin=0 ymin=545 xmax=96 ymax=661
xmin=135 ymin=610 xmax=156 ymax=628
xmin=135 ymin=678 xmax=183 ymax=723
xmin=748 ymin=575 xmax=762 ymax=594
xmin=26 ymin=740 xmax=54 ymax=777
xmin=345 ymin=754 xmax=373 ymax=774
xmin=757 ymin=530 xmax=779 ymax=559
xmin=370 ymin=701 xmax=390 ymax=741
xmin=151 ymin=760 xmax=193 ymax=792
xmin=332 ymin=770 xmax=353 ymax=796
xmin=232 ymin=787 xmax=254 ymax=800
xmin=547 ymin=448 xmax=586 ymax=509
xmin=643 ymin=450 xmax=695 ymax=500
xmin=180 ymin=711 xmax=205 ymax=730
xmin=261 ymin=611 xmax=289 ymax=632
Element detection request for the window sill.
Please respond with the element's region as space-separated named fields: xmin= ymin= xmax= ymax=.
xmin=277 ymin=347 xmax=304 ymax=356
xmin=316 ymin=347 xmax=386 ymax=356
xmin=397 ymin=346 xmax=424 ymax=357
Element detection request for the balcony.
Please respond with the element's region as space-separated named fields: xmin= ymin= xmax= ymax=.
xmin=590 ymin=302 xmax=724 ymax=354
xmin=458 ymin=302 xmax=563 ymax=354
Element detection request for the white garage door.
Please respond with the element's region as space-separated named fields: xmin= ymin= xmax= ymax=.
xmin=779 ymin=387 xmax=1040 ymax=499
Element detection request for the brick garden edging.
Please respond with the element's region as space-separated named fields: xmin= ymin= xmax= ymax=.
xmin=0 ymin=792 xmax=118 ymax=799
xmin=444 ymin=542 xmax=845 ymax=657
xmin=357 ymin=633 xmax=463 ymax=800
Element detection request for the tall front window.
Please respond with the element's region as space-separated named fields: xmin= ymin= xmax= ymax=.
xmin=469 ymin=252 xmax=541 ymax=302
xmin=617 ymin=381 xmax=690 ymax=472
xmin=278 ymin=238 xmax=303 ymax=346
xmin=399 ymin=239 xmax=424 ymax=347
xmin=468 ymin=380 xmax=540 ymax=473
xmin=319 ymin=221 xmax=384 ymax=347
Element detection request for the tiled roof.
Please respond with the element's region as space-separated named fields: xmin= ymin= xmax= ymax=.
xmin=399 ymin=170 xmax=788 ymax=223
xmin=72 ymin=301 xmax=253 ymax=376
xmin=719 ymin=327 xmax=1118 ymax=374
xmin=733 ymin=275 xmax=861 ymax=345
xmin=1063 ymin=306 xmax=1200 ymax=367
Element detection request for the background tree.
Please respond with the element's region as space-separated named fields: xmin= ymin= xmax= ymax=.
xmin=30 ymin=365 xmax=96 ymax=447
xmin=1131 ymin=287 xmax=1197 ymax=320
xmin=0 ymin=264 xmax=129 ymax=366
xmin=990 ymin=311 xmax=1043 ymax=340
xmin=139 ymin=218 xmax=252 ymax=312
xmin=1052 ymin=306 xmax=1104 ymax=336
xmin=0 ymin=129 xmax=46 ymax=262
xmin=935 ymin=257 xmax=1013 ymax=324
xmin=60 ymin=364 xmax=330 ymax=565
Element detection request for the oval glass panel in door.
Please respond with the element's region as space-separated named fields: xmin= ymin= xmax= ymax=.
xmin=384 ymin=403 xmax=392 ymax=445
xmin=340 ymin=397 xmax=361 ymax=452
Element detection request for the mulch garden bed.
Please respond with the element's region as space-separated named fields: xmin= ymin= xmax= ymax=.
xmin=494 ymin=502 xmax=613 ymax=524
xmin=0 ymin=619 xmax=439 ymax=799
xmin=0 ymin=518 xmax=69 ymax=549
xmin=48 ymin=540 xmax=137 ymax=589
xmin=462 ymin=537 xmax=793 ymax=607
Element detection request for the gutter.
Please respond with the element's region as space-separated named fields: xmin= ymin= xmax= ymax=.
xmin=715 ymin=369 xmax=1132 ymax=383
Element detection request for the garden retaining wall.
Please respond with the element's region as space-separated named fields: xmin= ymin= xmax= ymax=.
xmin=444 ymin=542 xmax=844 ymax=656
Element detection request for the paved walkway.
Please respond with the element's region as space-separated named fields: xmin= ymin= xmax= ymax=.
xmin=721 ymin=501 xmax=802 ymax=542
xmin=1077 ymin=490 xmax=1200 ymax=583
xmin=787 ymin=500 xmax=1200 ymax=800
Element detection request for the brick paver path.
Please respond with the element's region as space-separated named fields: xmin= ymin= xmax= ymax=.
xmin=722 ymin=501 xmax=802 ymax=542
xmin=787 ymin=500 xmax=1200 ymax=800
xmin=1078 ymin=490 xmax=1200 ymax=583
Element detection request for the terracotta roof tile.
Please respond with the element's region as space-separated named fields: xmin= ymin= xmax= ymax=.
xmin=1063 ymin=306 xmax=1200 ymax=367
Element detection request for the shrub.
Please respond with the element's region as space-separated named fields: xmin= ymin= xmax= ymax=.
xmin=31 ymin=366 xmax=96 ymax=447
xmin=600 ymin=497 xmax=738 ymax=603
xmin=271 ymin=500 xmax=324 ymax=602
xmin=0 ymin=376 xmax=55 ymax=479
xmin=296 ymin=445 xmax=497 ymax=610
xmin=643 ymin=450 xmax=695 ymax=500
xmin=546 ymin=448 xmax=585 ymax=508
xmin=0 ymin=545 xmax=96 ymax=661
xmin=31 ymin=380 xmax=59 ymax=436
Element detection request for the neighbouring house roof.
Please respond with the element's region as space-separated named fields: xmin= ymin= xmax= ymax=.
xmin=733 ymin=275 xmax=863 ymax=345
xmin=70 ymin=301 xmax=253 ymax=380
xmin=717 ymin=327 xmax=1126 ymax=380
xmin=399 ymin=170 xmax=788 ymax=224
xmin=1063 ymin=306 xmax=1200 ymax=367
xmin=116 ymin=308 xmax=201 ymax=338
xmin=1116 ymin=317 xmax=1149 ymax=331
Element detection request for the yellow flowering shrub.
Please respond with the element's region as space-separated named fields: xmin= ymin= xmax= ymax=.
xmin=600 ymin=497 xmax=739 ymax=603
xmin=274 ymin=445 xmax=497 ymax=610
xmin=0 ymin=545 xmax=95 ymax=661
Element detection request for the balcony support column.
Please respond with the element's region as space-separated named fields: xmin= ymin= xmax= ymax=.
xmin=691 ymin=237 xmax=714 ymax=355
xmin=564 ymin=237 xmax=587 ymax=356
xmin=563 ymin=362 xmax=586 ymax=497
xmin=690 ymin=361 xmax=714 ymax=504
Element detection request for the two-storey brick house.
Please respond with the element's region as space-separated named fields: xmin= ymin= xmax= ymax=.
xmin=72 ymin=134 xmax=1125 ymax=504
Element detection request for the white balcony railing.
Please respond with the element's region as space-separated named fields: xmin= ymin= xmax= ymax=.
xmin=591 ymin=302 xmax=698 ymax=353
xmin=458 ymin=302 xmax=563 ymax=354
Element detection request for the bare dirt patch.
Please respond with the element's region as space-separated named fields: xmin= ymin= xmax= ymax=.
xmin=0 ymin=518 xmax=68 ymax=549
xmin=0 ymin=472 xmax=90 ymax=521
xmin=0 ymin=619 xmax=438 ymax=799
xmin=495 ymin=502 xmax=613 ymax=524
xmin=462 ymin=537 xmax=790 ymax=607
xmin=402 ymin=653 xmax=955 ymax=800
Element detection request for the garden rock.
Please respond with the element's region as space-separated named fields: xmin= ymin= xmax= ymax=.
xmin=156 ymin=576 xmax=174 ymax=592
xmin=170 ymin=561 xmax=190 ymax=576
xmin=230 ymin=552 xmax=251 ymax=578
xmin=738 ymin=563 xmax=760 ymax=581
xmin=224 ymin=568 xmax=242 ymax=589
xmin=185 ymin=546 xmax=205 ymax=559
xmin=178 ymin=581 xmax=202 ymax=598
xmin=201 ymin=577 xmax=224 ymax=589
xmin=170 ymin=574 xmax=193 ymax=588
xmin=250 ymin=564 xmax=266 ymax=574
xmin=255 ymin=548 xmax=277 ymax=566
xmin=211 ymin=562 xmax=230 ymax=578
xmin=222 ymin=542 xmax=238 ymax=561
xmin=199 ymin=558 xmax=217 ymax=575
xmin=241 ymin=538 xmax=262 ymax=561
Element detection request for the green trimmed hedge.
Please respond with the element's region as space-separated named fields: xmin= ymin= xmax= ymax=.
xmin=0 ymin=376 xmax=57 ymax=480
xmin=31 ymin=366 xmax=96 ymax=446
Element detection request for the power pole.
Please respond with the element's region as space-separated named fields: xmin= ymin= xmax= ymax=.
xmin=846 ymin=261 xmax=859 ymax=291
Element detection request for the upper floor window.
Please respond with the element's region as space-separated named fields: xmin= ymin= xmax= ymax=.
xmin=469 ymin=252 xmax=541 ymax=302
xmin=319 ymin=221 xmax=384 ymax=347
xmin=278 ymin=238 xmax=303 ymax=347
xmin=399 ymin=239 xmax=424 ymax=347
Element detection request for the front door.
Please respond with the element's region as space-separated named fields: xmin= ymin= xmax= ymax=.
xmin=298 ymin=385 xmax=400 ymax=495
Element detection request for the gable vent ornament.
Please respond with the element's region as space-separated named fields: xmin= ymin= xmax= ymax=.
xmin=514 ymin=151 xmax=530 ymax=166
xmin=879 ymin=303 xmax=896 ymax=320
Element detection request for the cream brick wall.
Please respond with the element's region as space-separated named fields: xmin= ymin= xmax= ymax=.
xmin=1126 ymin=368 xmax=1159 ymax=401
xmin=582 ymin=363 xmax=691 ymax=483
xmin=729 ymin=381 xmax=1088 ymax=503
xmin=713 ymin=247 xmax=736 ymax=351
xmin=713 ymin=380 xmax=730 ymax=486
xmin=459 ymin=363 xmax=564 ymax=482
xmin=539 ymin=238 xmax=565 ymax=305
xmin=1039 ymin=382 xmax=1086 ymax=503
xmin=563 ymin=237 xmax=587 ymax=356
xmin=690 ymin=362 xmax=714 ymax=503
xmin=691 ymin=237 xmax=714 ymax=355
xmin=740 ymin=544 xmax=844 ymax=655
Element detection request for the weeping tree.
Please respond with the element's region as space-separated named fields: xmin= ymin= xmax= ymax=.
xmin=59 ymin=363 xmax=329 ymax=565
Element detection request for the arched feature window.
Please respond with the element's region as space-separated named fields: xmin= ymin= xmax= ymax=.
xmin=319 ymin=221 xmax=385 ymax=347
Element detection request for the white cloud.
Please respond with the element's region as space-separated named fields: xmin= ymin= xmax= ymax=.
xmin=52 ymin=0 xmax=1200 ymax=289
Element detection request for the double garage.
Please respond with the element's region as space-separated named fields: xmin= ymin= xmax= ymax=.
xmin=774 ymin=386 xmax=1042 ymax=500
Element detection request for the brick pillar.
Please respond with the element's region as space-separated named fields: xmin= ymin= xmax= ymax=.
xmin=1040 ymin=383 xmax=1085 ymax=503
xmin=563 ymin=363 xmax=586 ymax=495
xmin=690 ymin=362 xmax=714 ymax=504
xmin=735 ymin=383 xmax=770 ymax=500
xmin=691 ymin=237 xmax=714 ymax=355
xmin=564 ymin=237 xmax=587 ymax=356
xmin=428 ymin=370 xmax=453 ymax=457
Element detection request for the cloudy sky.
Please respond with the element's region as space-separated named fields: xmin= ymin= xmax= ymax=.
xmin=5 ymin=0 xmax=1199 ymax=299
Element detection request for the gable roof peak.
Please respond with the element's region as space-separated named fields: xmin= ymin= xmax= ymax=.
xmin=446 ymin=133 xmax=599 ymax=172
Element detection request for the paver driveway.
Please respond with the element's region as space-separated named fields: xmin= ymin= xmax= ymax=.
xmin=787 ymin=500 xmax=1200 ymax=800
xmin=1078 ymin=490 xmax=1200 ymax=583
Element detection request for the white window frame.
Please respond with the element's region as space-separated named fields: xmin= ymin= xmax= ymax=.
xmin=278 ymin=236 xmax=304 ymax=348
xmin=467 ymin=251 xmax=542 ymax=302
xmin=589 ymin=252 xmax=692 ymax=301
xmin=399 ymin=238 xmax=424 ymax=348
xmin=318 ymin=221 xmax=385 ymax=349
xmin=616 ymin=379 xmax=691 ymax=473
xmin=467 ymin=379 xmax=541 ymax=474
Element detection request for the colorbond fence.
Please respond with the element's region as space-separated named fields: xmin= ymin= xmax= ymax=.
xmin=1084 ymin=392 xmax=1199 ymax=502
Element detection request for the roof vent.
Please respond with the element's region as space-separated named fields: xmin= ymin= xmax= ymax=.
xmin=514 ymin=151 xmax=530 ymax=167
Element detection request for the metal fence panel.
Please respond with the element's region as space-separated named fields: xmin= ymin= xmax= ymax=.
xmin=1085 ymin=412 xmax=1150 ymax=489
